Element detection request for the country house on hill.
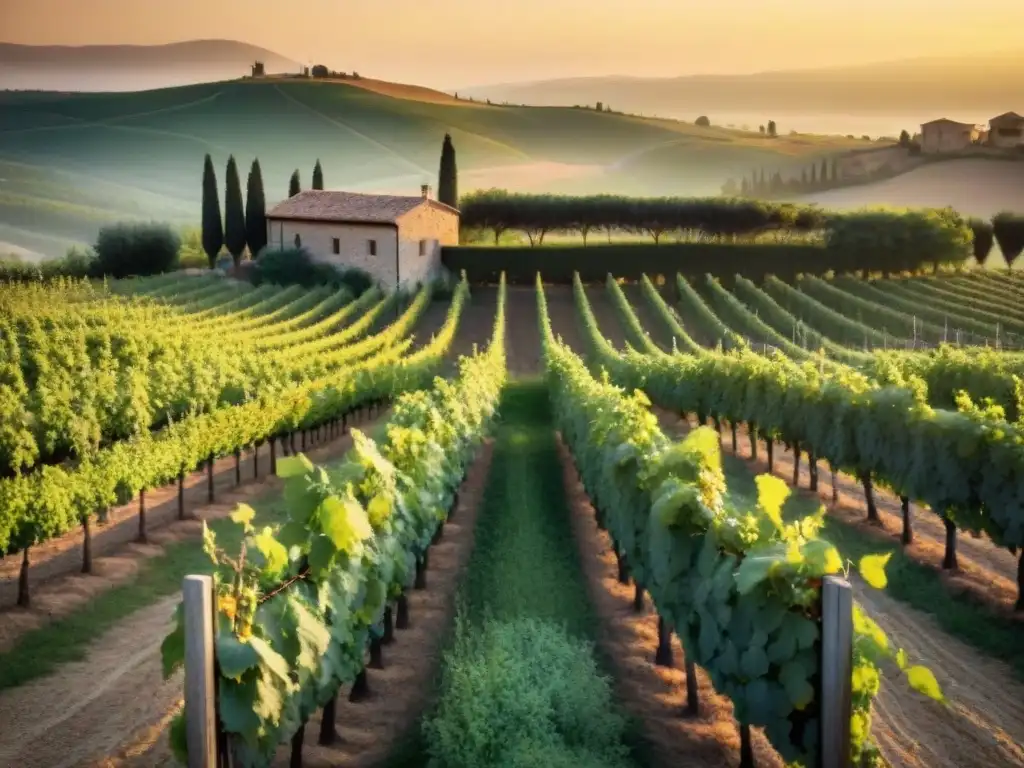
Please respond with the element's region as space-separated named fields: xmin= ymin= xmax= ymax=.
xmin=265 ymin=186 xmax=459 ymax=289
xmin=918 ymin=118 xmax=983 ymax=153
xmin=988 ymin=112 xmax=1024 ymax=149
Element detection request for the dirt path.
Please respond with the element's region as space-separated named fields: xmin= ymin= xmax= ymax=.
xmin=505 ymin=285 xmax=544 ymax=376
xmin=621 ymin=282 xmax=676 ymax=352
xmin=557 ymin=438 xmax=785 ymax=768
xmin=656 ymin=410 xmax=1024 ymax=768
xmin=583 ymin=283 xmax=629 ymax=350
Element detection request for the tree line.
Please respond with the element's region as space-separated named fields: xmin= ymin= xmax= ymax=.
xmin=724 ymin=157 xmax=843 ymax=198
xmin=458 ymin=190 xmax=827 ymax=246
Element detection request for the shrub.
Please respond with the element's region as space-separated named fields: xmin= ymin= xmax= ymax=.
xmin=968 ymin=217 xmax=995 ymax=263
xmin=423 ymin=616 xmax=630 ymax=768
xmin=93 ymin=222 xmax=180 ymax=278
xmin=254 ymin=246 xmax=373 ymax=294
xmin=695 ymin=115 xmax=711 ymax=127
xmin=825 ymin=206 xmax=971 ymax=274
xmin=992 ymin=210 xmax=1024 ymax=268
xmin=0 ymin=246 xmax=98 ymax=282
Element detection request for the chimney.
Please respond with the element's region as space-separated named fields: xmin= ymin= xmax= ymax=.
xmin=421 ymin=184 xmax=432 ymax=199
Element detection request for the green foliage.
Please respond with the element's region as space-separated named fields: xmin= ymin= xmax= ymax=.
xmin=824 ymin=206 xmax=972 ymax=274
xmin=992 ymin=210 xmax=1024 ymax=268
xmin=224 ymin=155 xmax=247 ymax=266
xmin=245 ymin=159 xmax=268 ymax=258
xmin=312 ymin=159 xmax=324 ymax=191
xmin=254 ymin=247 xmax=375 ymax=295
xmin=161 ymin=274 xmax=506 ymax=765
xmin=445 ymin=242 xmax=827 ymax=285
xmin=288 ymin=170 xmax=301 ymax=198
xmin=201 ymin=154 xmax=223 ymax=268
xmin=94 ymin=222 xmax=181 ymax=278
xmin=540 ymin=274 xmax=945 ymax=765
xmin=0 ymin=273 xmax=473 ymax=562
xmin=0 ymin=247 xmax=98 ymax=282
xmin=695 ymin=115 xmax=711 ymax=127
xmin=424 ymin=617 xmax=630 ymax=768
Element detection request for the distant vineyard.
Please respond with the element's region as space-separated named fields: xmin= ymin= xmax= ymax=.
xmin=0 ymin=272 xmax=470 ymax=605
xmin=570 ymin=269 xmax=1024 ymax=608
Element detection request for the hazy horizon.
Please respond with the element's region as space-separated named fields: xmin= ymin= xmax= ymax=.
xmin=4 ymin=0 xmax=1024 ymax=88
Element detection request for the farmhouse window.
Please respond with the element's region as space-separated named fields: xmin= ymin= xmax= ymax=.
xmin=419 ymin=239 xmax=427 ymax=256
xmin=368 ymin=239 xmax=377 ymax=256
xmin=332 ymin=237 xmax=340 ymax=254
xmin=998 ymin=127 xmax=1022 ymax=138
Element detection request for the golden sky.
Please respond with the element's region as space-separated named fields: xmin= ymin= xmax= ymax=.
xmin=3 ymin=0 xmax=1022 ymax=87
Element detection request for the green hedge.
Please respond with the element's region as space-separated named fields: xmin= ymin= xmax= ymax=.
xmin=443 ymin=242 xmax=829 ymax=284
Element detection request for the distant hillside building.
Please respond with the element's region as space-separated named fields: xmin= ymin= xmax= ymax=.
xmin=251 ymin=61 xmax=265 ymax=77
xmin=987 ymin=112 xmax=1024 ymax=149
xmin=264 ymin=186 xmax=459 ymax=289
xmin=919 ymin=118 xmax=982 ymax=153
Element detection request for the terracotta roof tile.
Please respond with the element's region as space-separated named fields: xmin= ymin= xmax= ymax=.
xmin=266 ymin=190 xmax=456 ymax=223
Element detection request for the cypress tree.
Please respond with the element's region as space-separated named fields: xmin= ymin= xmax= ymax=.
xmin=201 ymin=154 xmax=223 ymax=268
xmin=809 ymin=163 xmax=817 ymax=185
xmin=312 ymin=159 xmax=324 ymax=190
xmin=245 ymin=158 xmax=268 ymax=258
xmin=289 ymin=170 xmax=301 ymax=198
xmin=437 ymin=133 xmax=458 ymax=208
xmin=820 ymin=158 xmax=829 ymax=183
xmin=224 ymin=155 xmax=246 ymax=267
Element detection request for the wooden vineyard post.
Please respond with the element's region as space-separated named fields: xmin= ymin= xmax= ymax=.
xmin=183 ymin=575 xmax=217 ymax=768
xmin=820 ymin=575 xmax=853 ymax=768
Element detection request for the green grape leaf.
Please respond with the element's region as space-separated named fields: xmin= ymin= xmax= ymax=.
xmin=366 ymin=493 xmax=393 ymax=528
xmin=230 ymin=504 xmax=256 ymax=530
xmin=217 ymin=634 xmax=261 ymax=681
xmin=801 ymin=539 xmax=843 ymax=575
xmin=308 ymin=535 xmax=336 ymax=578
xmin=219 ymin=679 xmax=261 ymax=735
xmin=253 ymin=527 xmax=289 ymax=579
xmin=160 ymin=604 xmax=185 ymax=680
xmin=895 ymin=648 xmax=909 ymax=671
xmin=169 ymin=711 xmax=188 ymax=765
xmin=740 ymin=645 xmax=770 ymax=678
xmin=859 ymin=553 xmax=892 ymax=590
xmin=780 ymin=659 xmax=815 ymax=710
xmin=906 ymin=665 xmax=944 ymax=701
xmin=277 ymin=455 xmax=314 ymax=478
xmin=319 ymin=495 xmax=373 ymax=553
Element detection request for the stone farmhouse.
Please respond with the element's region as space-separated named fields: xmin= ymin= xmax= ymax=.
xmin=264 ymin=186 xmax=459 ymax=290
xmin=919 ymin=112 xmax=1024 ymax=154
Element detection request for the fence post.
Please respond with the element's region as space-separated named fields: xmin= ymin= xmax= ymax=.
xmin=820 ymin=575 xmax=853 ymax=768
xmin=183 ymin=574 xmax=218 ymax=768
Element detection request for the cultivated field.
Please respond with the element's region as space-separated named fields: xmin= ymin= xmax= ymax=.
xmin=1 ymin=268 xmax=1023 ymax=768
xmin=0 ymin=78 xmax=867 ymax=257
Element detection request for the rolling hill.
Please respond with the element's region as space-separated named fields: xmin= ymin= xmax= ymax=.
xmin=793 ymin=159 xmax=1024 ymax=219
xmin=462 ymin=50 xmax=1024 ymax=119
xmin=0 ymin=77 xmax=866 ymax=258
xmin=0 ymin=40 xmax=301 ymax=92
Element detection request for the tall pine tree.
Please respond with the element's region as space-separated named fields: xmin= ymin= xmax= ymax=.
xmin=224 ymin=155 xmax=246 ymax=267
xmin=437 ymin=134 xmax=458 ymax=208
xmin=289 ymin=170 xmax=301 ymax=198
xmin=820 ymin=158 xmax=829 ymax=184
xmin=245 ymin=159 xmax=268 ymax=258
xmin=201 ymin=154 xmax=223 ymax=268
xmin=312 ymin=159 xmax=324 ymax=190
